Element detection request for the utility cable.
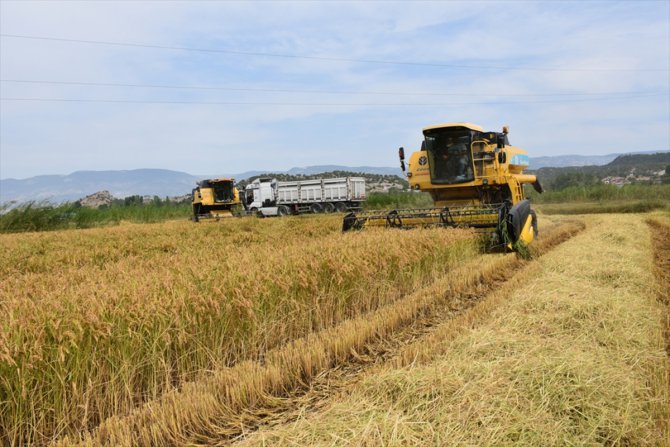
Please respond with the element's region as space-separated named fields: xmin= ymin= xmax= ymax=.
xmin=0 ymin=79 xmax=661 ymax=98
xmin=2 ymin=33 xmax=668 ymax=72
xmin=1 ymin=92 xmax=665 ymax=106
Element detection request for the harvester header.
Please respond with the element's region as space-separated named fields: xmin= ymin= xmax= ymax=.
xmin=344 ymin=122 xmax=543 ymax=250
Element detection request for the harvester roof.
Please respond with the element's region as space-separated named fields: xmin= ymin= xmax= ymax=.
xmin=422 ymin=122 xmax=484 ymax=133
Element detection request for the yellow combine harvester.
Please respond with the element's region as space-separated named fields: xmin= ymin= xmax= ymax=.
xmin=191 ymin=178 xmax=241 ymax=222
xmin=343 ymin=123 xmax=543 ymax=249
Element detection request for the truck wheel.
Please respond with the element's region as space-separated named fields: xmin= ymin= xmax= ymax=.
xmin=322 ymin=202 xmax=335 ymax=213
xmin=278 ymin=205 xmax=290 ymax=216
xmin=309 ymin=203 xmax=323 ymax=214
xmin=334 ymin=202 xmax=348 ymax=213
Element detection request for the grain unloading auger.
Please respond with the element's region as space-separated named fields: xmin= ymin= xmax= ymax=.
xmin=342 ymin=123 xmax=544 ymax=250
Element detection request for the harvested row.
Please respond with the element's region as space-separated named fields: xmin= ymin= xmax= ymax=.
xmin=647 ymin=215 xmax=670 ymax=367
xmin=223 ymin=220 xmax=588 ymax=443
xmin=236 ymin=214 xmax=669 ymax=446
xmin=0 ymin=216 xmax=480 ymax=446
xmin=56 ymin=218 xmax=585 ymax=446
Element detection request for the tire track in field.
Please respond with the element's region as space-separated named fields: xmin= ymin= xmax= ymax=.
xmin=59 ymin=220 xmax=584 ymax=447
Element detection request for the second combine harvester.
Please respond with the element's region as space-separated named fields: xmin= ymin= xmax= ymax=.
xmin=343 ymin=122 xmax=543 ymax=250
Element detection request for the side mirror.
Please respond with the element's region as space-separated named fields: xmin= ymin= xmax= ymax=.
xmin=496 ymin=134 xmax=505 ymax=149
xmin=498 ymin=152 xmax=507 ymax=164
xmin=399 ymin=147 xmax=406 ymax=172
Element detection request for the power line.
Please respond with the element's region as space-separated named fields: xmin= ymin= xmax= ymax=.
xmin=1 ymin=92 xmax=665 ymax=106
xmin=1 ymin=79 xmax=660 ymax=97
xmin=2 ymin=33 xmax=668 ymax=72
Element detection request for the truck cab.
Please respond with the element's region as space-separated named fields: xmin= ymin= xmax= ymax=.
xmin=245 ymin=178 xmax=278 ymax=216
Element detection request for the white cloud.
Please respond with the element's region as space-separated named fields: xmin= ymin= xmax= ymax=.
xmin=0 ymin=0 xmax=668 ymax=179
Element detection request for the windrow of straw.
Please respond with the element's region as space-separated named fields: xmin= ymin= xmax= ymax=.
xmin=233 ymin=214 xmax=669 ymax=447
xmin=55 ymin=218 xmax=585 ymax=447
xmin=0 ymin=215 xmax=479 ymax=446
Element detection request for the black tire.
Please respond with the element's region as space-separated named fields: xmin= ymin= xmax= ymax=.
xmin=506 ymin=199 xmax=531 ymax=243
xmin=192 ymin=204 xmax=201 ymax=222
xmin=309 ymin=203 xmax=323 ymax=214
xmin=278 ymin=205 xmax=290 ymax=217
xmin=342 ymin=212 xmax=360 ymax=232
xmin=334 ymin=202 xmax=348 ymax=213
xmin=530 ymin=209 xmax=538 ymax=237
xmin=322 ymin=202 xmax=336 ymax=213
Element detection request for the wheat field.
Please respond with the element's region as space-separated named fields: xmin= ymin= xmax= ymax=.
xmin=0 ymin=215 xmax=479 ymax=445
xmin=1 ymin=212 xmax=667 ymax=447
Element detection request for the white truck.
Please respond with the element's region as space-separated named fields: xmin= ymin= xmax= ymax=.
xmin=243 ymin=177 xmax=366 ymax=217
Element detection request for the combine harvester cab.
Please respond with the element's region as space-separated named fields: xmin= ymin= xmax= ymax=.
xmin=191 ymin=178 xmax=241 ymax=222
xmin=343 ymin=123 xmax=543 ymax=251
xmin=244 ymin=177 xmax=366 ymax=217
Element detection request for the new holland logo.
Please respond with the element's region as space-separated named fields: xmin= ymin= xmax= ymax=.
xmin=418 ymin=156 xmax=427 ymax=166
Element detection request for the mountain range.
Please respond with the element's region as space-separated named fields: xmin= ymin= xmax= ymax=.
xmin=1 ymin=151 xmax=667 ymax=204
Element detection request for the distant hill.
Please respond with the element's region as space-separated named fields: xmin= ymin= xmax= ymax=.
xmin=1 ymin=169 xmax=200 ymax=204
xmin=529 ymin=150 xmax=667 ymax=169
xmin=529 ymin=154 xmax=620 ymax=169
xmin=0 ymin=166 xmax=405 ymax=204
xmin=2 ymin=151 xmax=667 ymax=204
xmin=530 ymin=152 xmax=670 ymax=189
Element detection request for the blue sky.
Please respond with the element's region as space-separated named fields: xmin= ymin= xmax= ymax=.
xmin=1 ymin=0 xmax=668 ymax=179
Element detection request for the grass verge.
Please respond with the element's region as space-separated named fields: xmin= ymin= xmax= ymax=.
xmin=0 ymin=202 xmax=191 ymax=233
xmin=536 ymin=199 xmax=669 ymax=215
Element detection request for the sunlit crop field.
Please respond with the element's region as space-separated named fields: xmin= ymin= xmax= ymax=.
xmin=0 ymin=215 xmax=480 ymax=445
xmin=1 ymin=213 xmax=667 ymax=447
